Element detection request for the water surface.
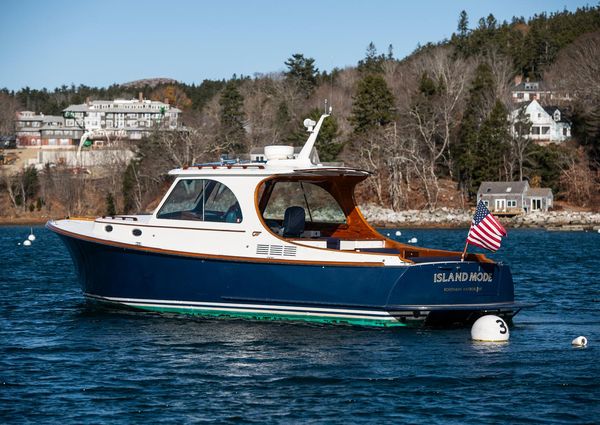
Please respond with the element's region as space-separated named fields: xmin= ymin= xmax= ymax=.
xmin=1 ymin=226 xmax=599 ymax=424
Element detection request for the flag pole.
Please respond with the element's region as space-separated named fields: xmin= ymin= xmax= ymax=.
xmin=461 ymin=240 xmax=468 ymax=262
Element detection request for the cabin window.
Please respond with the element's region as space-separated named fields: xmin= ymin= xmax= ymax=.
xmin=156 ymin=179 xmax=242 ymax=223
xmin=262 ymin=181 xmax=346 ymax=224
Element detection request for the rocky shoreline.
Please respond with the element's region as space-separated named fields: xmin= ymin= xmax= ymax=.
xmin=1 ymin=207 xmax=600 ymax=231
xmin=361 ymin=204 xmax=600 ymax=230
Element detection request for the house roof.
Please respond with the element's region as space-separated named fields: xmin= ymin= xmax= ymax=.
xmin=542 ymin=106 xmax=570 ymax=123
xmin=478 ymin=181 xmax=529 ymax=195
xmin=527 ymin=188 xmax=553 ymax=197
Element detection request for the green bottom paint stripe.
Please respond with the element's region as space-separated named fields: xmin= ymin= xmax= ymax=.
xmin=136 ymin=304 xmax=407 ymax=327
xmin=90 ymin=297 xmax=408 ymax=327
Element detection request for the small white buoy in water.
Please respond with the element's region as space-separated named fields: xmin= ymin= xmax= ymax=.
xmin=23 ymin=240 xmax=32 ymax=247
xmin=471 ymin=315 xmax=509 ymax=342
xmin=28 ymin=233 xmax=36 ymax=241
xmin=408 ymin=237 xmax=418 ymax=244
xmin=571 ymin=336 xmax=588 ymax=347
xmin=395 ymin=230 xmax=401 ymax=236
xmin=386 ymin=232 xmax=390 ymax=237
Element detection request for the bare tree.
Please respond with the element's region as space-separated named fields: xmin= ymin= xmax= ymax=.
xmin=545 ymin=31 xmax=600 ymax=105
xmin=559 ymin=148 xmax=595 ymax=207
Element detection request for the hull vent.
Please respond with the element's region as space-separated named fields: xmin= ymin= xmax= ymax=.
xmin=256 ymin=244 xmax=297 ymax=257
xmin=283 ymin=246 xmax=297 ymax=257
xmin=269 ymin=245 xmax=283 ymax=256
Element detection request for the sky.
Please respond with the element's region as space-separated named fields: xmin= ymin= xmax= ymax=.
xmin=0 ymin=0 xmax=595 ymax=90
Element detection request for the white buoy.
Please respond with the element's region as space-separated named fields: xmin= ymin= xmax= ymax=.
xmin=395 ymin=230 xmax=402 ymax=236
xmin=471 ymin=315 xmax=510 ymax=342
xmin=23 ymin=240 xmax=32 ymax=247
xmin=28 ymin=227 xmax=36 ymax=241
xmin=571 ymin=336 xmax=588 ymax=347
xmin=386 ymin=232 xmax=390 ymax=237
xmin=408 ymin=237 xmax=418 ymax=244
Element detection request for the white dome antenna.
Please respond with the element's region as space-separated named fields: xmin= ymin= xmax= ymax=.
xmin=303 ymin=118 xmax=316 ymax=133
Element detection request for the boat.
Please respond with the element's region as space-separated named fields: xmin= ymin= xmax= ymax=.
xmin=47 ymin=113 xmax=525 ymax=327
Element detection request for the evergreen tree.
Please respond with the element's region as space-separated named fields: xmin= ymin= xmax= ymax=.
xmin=357 ymin=42 xmax=385 ymax=75
xmin=387 ymin=44 xmax=394 ymax=60
xmin=284 ymin=53 xmax=318 ymax=98
xmin=453 ymin=63 xmax=498 ymax=197
xmin=350 ymin=75 xmax=395 ymax=133
xmin=105 ymin=192 xmax=116 ymax=216
xmin=474 ymin=100 xmax=511 ymax=184
xmin=458 ymin=10 xmax=469 ymax=37
xmin=453 ymin=10 xmax=471 ymax=56
xmin=219 ymin=81 xmax=247 ymax=154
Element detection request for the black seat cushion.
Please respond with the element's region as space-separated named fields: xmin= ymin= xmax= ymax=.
xmin=283 ymin=206 xmax=306 ymax=237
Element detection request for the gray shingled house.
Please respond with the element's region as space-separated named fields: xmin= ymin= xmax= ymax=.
xmin=477 ymin=181 xmax=553 ymax=215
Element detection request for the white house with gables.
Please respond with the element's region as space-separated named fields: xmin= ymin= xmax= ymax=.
xmin=510 ymin=99 xmax=571 ymax=144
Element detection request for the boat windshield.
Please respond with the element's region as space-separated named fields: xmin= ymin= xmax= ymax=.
xmin=156 ymin=178 xmax=242 ymax=223
xmin=262 ymin=181 xmax=346 ymax=224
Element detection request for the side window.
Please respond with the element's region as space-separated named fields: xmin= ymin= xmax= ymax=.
xmin=263 ymin=181 xmax=346 ymax=224
xmin=156 ymin=179 xmax=242 ymax=223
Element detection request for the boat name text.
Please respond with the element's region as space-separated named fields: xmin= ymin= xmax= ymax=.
xmin=433 ymin=272 xmax=493 ymax=283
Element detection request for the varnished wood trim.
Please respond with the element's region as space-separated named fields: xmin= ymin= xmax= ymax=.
xmin=47 ymin=221 xmax=386 ymax=267
xmin=252 ymin=176 xmax=413 ymax=259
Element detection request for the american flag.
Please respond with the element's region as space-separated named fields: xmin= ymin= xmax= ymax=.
xmin=466 ymin=200 xmax=507 ymax=252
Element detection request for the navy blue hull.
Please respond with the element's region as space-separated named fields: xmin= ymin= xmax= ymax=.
xmin=56 ymin=231 xmax=520 ymax=326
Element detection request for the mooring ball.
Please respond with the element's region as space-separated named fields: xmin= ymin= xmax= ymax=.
xmin=571 ymin=336 xmax=588 ymax=347
xmin=28 ymin=234 xmax=36 ymax=241
xmin=23 ymin=240 xmax=32 ymax=247
xmin=408 ymin=237 xmax=418 ymax=244
xmin=395 ymin=230 xmax=402 ymax=236
xmin=471 ymin=315 xmax=510 ymax=342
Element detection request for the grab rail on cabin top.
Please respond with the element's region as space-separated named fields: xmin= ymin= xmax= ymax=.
xmin=99 ymin=215 xmax=139 ymax=221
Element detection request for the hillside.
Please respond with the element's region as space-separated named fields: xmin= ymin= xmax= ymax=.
xmin=121 ymin=78 xmax=180 ymax=89
xmin=1 ymin=6 xmax=599 ymax=218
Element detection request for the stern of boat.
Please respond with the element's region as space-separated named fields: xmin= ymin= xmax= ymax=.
xmin=385 ymin=259 xmax=522 ymax=326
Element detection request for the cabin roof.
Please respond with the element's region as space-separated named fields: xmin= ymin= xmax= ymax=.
xmin=478 ymin=181 xmax=529 ymax=195
xmin=168 ymin=164 xmax=370 ymax=178
xmin=527 ymin=188 xmax=553 ymax=197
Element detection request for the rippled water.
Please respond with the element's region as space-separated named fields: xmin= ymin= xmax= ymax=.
xmin=1 ymin=226 xmax=599 ymax=424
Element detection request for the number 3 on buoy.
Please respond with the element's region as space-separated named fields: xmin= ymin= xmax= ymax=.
xmin=496 ymin=319 xmax=508 ymax=334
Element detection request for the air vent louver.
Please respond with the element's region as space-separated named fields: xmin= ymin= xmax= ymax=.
xmin=256 ymin=244 xmax=296 ymax=257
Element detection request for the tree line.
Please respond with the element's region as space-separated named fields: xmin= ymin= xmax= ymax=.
xmin=1 ymin=6 xmax=599 ymax=217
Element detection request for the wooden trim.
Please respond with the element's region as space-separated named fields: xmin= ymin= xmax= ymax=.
xmin=47 ymin=222 xmax=386 ymax=267
xmin=252 ymin=176 xmax=411 ymax=259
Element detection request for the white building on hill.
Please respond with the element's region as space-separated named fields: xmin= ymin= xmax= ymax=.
xmin=63 ymin=94 xmax=181 ymax=142
xmin=16 ymin=94 xmax=182 ymax=148
xmin=510 ymin=99 xmax=571 ymax=144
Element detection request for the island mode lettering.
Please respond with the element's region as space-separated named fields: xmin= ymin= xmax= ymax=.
xmin=433 ymin=272 xmax=493 ymax=283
